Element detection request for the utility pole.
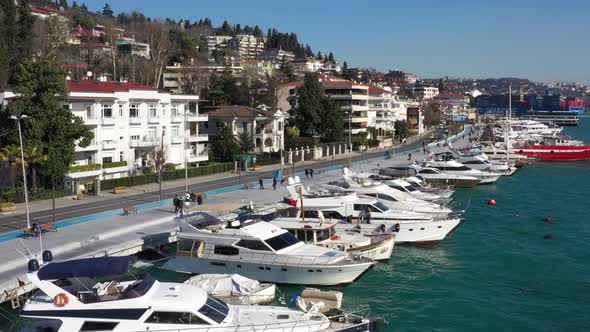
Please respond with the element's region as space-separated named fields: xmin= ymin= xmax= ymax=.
xmin=184 ymin=104 xmax=188 ymax=193
xmin=10 ymin=115 xmax=31 ymax=229
xmin=347 ymin=111 xmax=352 ymax=167
xmin=159 ymin=127 xmax=165 ymax=201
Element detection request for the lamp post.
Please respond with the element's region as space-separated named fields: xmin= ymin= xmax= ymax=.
xmin=10 ymin=115 xmax=31 ymax=229
xmin=345 ymin=111 xmax=352 ymax=167
xmin=159 ymin=127 xmax=165 ymax=201
xmin=184 ymin=104 xmax=188 ymax=193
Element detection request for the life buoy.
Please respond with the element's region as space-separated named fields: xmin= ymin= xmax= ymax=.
xmin=54 ymin=293 xmax=69 ymax=307
xmin=330 ymin=235 xmax=341 ymax=240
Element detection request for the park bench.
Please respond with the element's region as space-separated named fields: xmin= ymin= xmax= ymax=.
xmin=40 ymin=223 xmax=57 ymax=233
xmin=23 ymin=223 xmax=57 ymax=238
xmin=123 ymin=206 xmax=138 ymax=215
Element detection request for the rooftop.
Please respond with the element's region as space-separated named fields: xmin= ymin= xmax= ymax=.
xmin=67 ymin=80 xmax=161 ymax=93
xmin=204 ymin=105 xmax=278 ymax=118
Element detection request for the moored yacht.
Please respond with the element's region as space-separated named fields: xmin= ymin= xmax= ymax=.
xmin=383 ymin=165 xmax=481 ymax=188
xmin=424 ymin=160 xmax=501 ymax=184
xmin=16 ymin=254 xmax=378 ymax=331
xmin=161 ymin=212 xmax=375 ymax=286
xmin=403 ymin=176 xmax=454 ymax=199
xmin=384 ymin=178 xmax=443 ymax=202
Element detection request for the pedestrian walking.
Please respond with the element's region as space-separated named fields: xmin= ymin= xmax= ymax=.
xmin=272 ymin=176 xmax=277 ymax=190
xmin=196 ymin=193 xmax=203 ymax=205
xmin=407 ymin=153 xmax=412 ymax=161
xmin=173 ymin=194 xmax=179 ymax=213
xmin=309 ymin=168 xmax=314 ymax=178
xmin=305 ymin=168 xmax=309 ymax=178
xmin=259 ymin=176 xmax=264 ymax=190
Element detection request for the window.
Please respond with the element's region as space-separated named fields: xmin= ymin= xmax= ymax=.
xmin=148 ymin=127 xmax=157 ymax=139
xmin=80 ymin=321 xmax=118 ymax=331
xmin=130 ymin=104 xmax=139 ymax=118
xmin=102 ymin=104 xmax=113 ymax=118
xmin=278 ymin=121 xmax=282 ymax=131
xmin=213 ymin=246 xmax=239 ymax=256
xmin=131 ymin=135 xmax=140 ymax=141
xmin=265 ymin=232 xmax=300 ymax=251
xmin=171 ymin=125 xmax=179 ymax=138
xmin=235 ymin=239 xmax=271 ymax=251
xmin=303 ymin=210 xmax=318 ymax=218
xmin=119 ymin=151 xmax=124 ymax=162
xmin=145 ymin=311 xmax=209 ymax=325
xmin=322 ymin=211 xmax=345 ymax=219
xmin=102 ymin=157 xmax=113 ymax=164
xmin=171 ymin=104 xmax=180 ymax=117
xmin=197 ymin=297 xmax=229 ymax=324
xmin=242 ymin=122 xmax=247 ymax=132
xmin=148 ymin=104 xmax=158 ymax=118
xmin=119 ymin=104 xmax=124 ymax=117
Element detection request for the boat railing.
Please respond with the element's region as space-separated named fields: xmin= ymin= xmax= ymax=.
xmin=121 ymin=317 xmax=330 ymax=332
xmin=178 ymin=247 xmax=372 ymax=266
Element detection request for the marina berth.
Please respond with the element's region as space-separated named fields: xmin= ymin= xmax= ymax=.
xmin=17 ymin=254 xmax=379 ymax=332
xmin=161 ymin=213 xmax=376 ymax=286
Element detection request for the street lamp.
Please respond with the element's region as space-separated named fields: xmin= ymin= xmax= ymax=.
xmin=345 ymin=111 xmax=352 ymax=167
xmin=10 ymin=115 xmax=31 ymax=229
xmin=159 ymin=127 xmax=165 ymax=201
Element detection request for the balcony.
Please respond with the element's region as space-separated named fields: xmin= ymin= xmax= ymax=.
xmin=148 ymin=117 xmax=160 ymax=124
xmin=186 ymin=113 xmax=208 ymax=122
xmin=75 ymin=141 xmax=99 ymax=152
xmin=341 ymin=105 xmax=368 ymax=112
xmin=66 ymin=164 xmax=102 ymax=179
xmin=129 ymin=117 xmax=142 ymax=125
xmin=350 ymin=117 xmax=370 ymax=123
xmin=101 ymin=117 xmax=116 ymax=126
xmin=188 ymin=134 xmax=208 ymax=142
xmin=85 ymin=117 xmax=99 ymax=126
xmin=171 ymin=115 xmax=183 ymax=123
xmin=130 ymin=136 xmax=157 ymax=148
xmin=188 ymin=152 xmax=208 ymax=163
xmin=170 ymin=136 xmax=184 ymax=144
xmin=103 ymin=161 xmax=128 ymax=174
xmin=101 ymin=141 xmax=117 ymax=150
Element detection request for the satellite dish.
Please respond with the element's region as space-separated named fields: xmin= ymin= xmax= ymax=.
xmin=86 ymin=71 xmax=93 ymax=78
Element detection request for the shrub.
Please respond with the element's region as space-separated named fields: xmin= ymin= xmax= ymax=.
xmin=114 ymin=186 xmax=127 ymax=190
xmin=0 ymin=202 xmax=15 ymax=208
xmin=142 ymin=166 xmax=154 ymax=174
xmin=68 ymin=164 xmax=101 ymax=173
xmin=103 ymin=161 xmax=128 ymax=169
xmin=163 ymin=163 xmax=176 ymax=172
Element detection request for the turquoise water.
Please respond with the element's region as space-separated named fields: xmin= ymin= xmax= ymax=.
xmin=2 ymin=118 xmax=589 ymax=331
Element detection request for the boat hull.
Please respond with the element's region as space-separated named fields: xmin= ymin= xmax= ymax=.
xmin=421 ymin=177 xmax=480 ymax=188
xmin=161 ymin=256 xmax=375 ymax=286
xmin=514 ymin=146 xmax=590 ymax=161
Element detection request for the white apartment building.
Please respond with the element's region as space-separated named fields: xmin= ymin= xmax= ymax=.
xmin=206 ymin=35 xmax=233 ymax=52
xmin=162 ymin=63 xmax=244 ymax=93
xmin=228 ymin=34 xmax=265 ymax=60
xmin=256 ymin=48 xmax=295 ymax=63
xmin=368 ymin=85 xmax=398 ymax=136
xmin=291 ymin=57 xmax=324 ymax=73
xmin=281 ymin=75 xmax=370 ymax=135
xmin=412 ymin=82 xmax=439 ymax=99
xmin=64 ymin=80 xmax=208 ymax=186
xmin=203 ymin=105 xmax=286 ymax=153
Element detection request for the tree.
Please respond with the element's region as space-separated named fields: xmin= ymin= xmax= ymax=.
xmin=210 ymin=125 xmax=239 ymax=162
xmin=102 ymin=3 xmax=114 ymax=16
xmin=423 ymin=103 xmax=442 ymax=127
xmin=14 ymin=0 xmax=34 ymax=69
xmin=295 ymin=73 xmax=323 ymax=138
xmin=438 ymin=78 xmax=446 ymax=94
xmin=58 ymin=0 xmax=69 ymax=9
xmin=394 ymin=120 xmax=410 ymax=141
xmin=237 ymin=131 xmax=254 ymax=153
xmin=1 ymin=59 xmax=94 ymax=184
xmin=317 ymin=97 xmax=343 ymax=143
xmin=24 ymin=143 xmax=47 ymax=191
xmin=149 ymin=144 xmax=166 ymax=179
xmin=0 ymin=0 xmax=17 ymax=89
xmin=327 ymin=52 xmax=334 ymax=63
xmin=279 ymin=60 xmax=296 ymax=82
xmin=0 ymin=145 xmax=23 ymax=189
xmin=147 ymin=23 xmax=173 ymax=88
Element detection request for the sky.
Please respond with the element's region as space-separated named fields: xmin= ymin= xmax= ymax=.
xmin=82 ymin=0 xmax=590 ymax=84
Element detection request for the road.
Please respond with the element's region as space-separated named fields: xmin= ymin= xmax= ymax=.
xmin=0 ymin=135 xmax=432 ymax=233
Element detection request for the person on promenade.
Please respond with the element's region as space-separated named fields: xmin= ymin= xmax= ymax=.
xmin=407 ymin=153 xmax=412 ymax=161
xmin=197 ymin=193 xmax=203 ymax=205
xmin=173 ymin=195 xmax=180 ymax=213
xmin=259 ymin=176 xmax=264 ymax=190
xmin=272 ymin=176 xmax=277 ymax=190
xmin=309 ymin=168 xmax=314 ymax=178
xmin=305 ymin=168 xmax=309 ymax=178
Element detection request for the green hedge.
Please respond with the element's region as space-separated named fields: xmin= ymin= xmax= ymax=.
xmin=103 ymin=161 xmax=128 ymax=169
xmin=68 ymin=163 xmax=101 ymax=173
xmin=0 ymin=188 xmax=72 ymax=203
xmin=101 ymin=162 xmax=234 ymax=190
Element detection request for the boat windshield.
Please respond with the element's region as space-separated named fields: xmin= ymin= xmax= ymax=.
xmin=265 ymin=232 xmax=301 ymax=251
xmin=122 ymin=275 xmax=156 ymax=299
xmin=373 ymin=201 xmax=391 ymax=213
xmin=198 ymin=296 xmax=229 ymax=324
xmin=404 ymin=185 xmax=417 ymax=192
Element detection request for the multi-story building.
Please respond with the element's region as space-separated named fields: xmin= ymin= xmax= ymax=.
xmin=411 ymin=82 xmax=439 ymax=99
xmin=206 ymin=35 xmax=233 ymax=53
xmin=368 ymin=85 xmax=398 ymax=136
xmin=291 ymin=57 xmax=324 ymax=73
xmin=162 ymin=63 xmax=244 ymax=94
xmin=228 ymin=34 xmax=265 ymax=60
xmin=433 ymin=93 xmax=470 ymax=110
xmin=64 ymin=80 xmax=208 ymax=186
xmin=256 ymin=48 xmax=295 ymax=63
xmin=116 ymin=37 xmax=150 ymax=59
xmin=280 ymin=75 xmax=371 ymax=135
xmin=203 ymin=105 xmax=286 ymax=153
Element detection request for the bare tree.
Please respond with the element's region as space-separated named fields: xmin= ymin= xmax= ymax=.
xmin=32 ymin=17 xmax=70 ymax=61
xmin=147 ymin=23 xmax=173 ymax=88
xmin=149 ymin=144 xmax=167 ymax=175
xmin=178 ymin=59 xmax=209 ymax=95
xmin=104 ymin=24 xmax=120 ymax=81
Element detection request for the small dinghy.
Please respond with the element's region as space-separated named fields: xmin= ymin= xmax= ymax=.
xmin=184 ymin=273 xmax=276 ymax=305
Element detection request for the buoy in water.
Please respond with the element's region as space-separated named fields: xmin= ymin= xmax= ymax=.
xmin=487 ymin=199 xmax=496 ymax=206
xmin=543 ymin=217 xmax=553 ymax=223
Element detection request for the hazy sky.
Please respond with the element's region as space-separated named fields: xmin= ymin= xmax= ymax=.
xmin=82 ymin=0 xmax=590 ymax=83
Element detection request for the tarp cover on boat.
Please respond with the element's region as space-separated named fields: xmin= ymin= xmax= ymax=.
xmin=184 ymin=274 xmax=261 ymax=296
xmin=37 ymin=256 xmax=136 ymax=280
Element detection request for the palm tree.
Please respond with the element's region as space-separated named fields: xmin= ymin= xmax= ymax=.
xmin=24 ymin=144 xmax=48 ymax=191
xmin=0 ymin=145 xmax=23 ymax=189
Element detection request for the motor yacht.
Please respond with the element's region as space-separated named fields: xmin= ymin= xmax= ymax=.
xmin=424 ymin=160 xmax=501 ymax=184
xmin=161 ymin=212 xmax=375 ymax=286
xmin=384 ymin=178 xmax=442 ymax=202
xmin=16 ymin=254 xmax=378 ymax=331
xmin=379 ymin=165 xmax=481 ymax=188
xmin=403 ymin=176 xmax=454 ymax=199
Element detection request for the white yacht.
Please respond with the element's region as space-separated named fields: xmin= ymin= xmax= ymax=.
xmin=384 ymin=178 xmax=442 ymax=202
xmin=161 ymin=213 xmax=376 ymax=286
xmin=269 ymin=211 xmax=395 ymax=261
xmin=403 ymin=176 xmax=454 ymax=199
xmin=424 ymin=160 xmax=501 ymax=184
xmin=382 ymin=165 xmax=481 ymax=188
xmin=17 ymin=254 xmax=378 ymax=332
xmin=285 ymin=184 xmax=463 ymax=245
xmin=457 ymin=155 xmax=517 ymax=176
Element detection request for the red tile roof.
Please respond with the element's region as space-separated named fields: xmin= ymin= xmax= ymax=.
xmin=31 ymin=7 xmax=64 ymax=16
xmin=368 ymin=85 xmax=390 ymax=94
xmin=67 ymin=80 xmax=161 ymax=93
